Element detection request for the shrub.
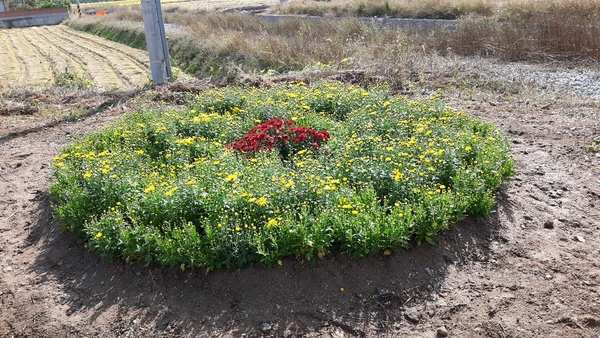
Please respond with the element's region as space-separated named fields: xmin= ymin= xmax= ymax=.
xmin=49 ymin=83 xmax=513 ymax=271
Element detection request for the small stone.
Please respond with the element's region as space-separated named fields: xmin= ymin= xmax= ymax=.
xmin=545 ymin=274 xmax=552 ymax=280
xmin=424 ymin=267 xmax=433 ymax=276
xmin=3 ymin=266 xmax=13 ymax=272
xmin=436 ymin=300 xmax=448 ymax=308
xmin=428 ymin=309 xmax=435 ymax=317
xmin=260 ymin=323 xmax=271 ymax=333
xmin=404 ymin=307 xmax=421 ymax=323
xmin=543 ymin=220 xmax=554 ymax=229
xmin=575 ymin=235 xmax=586 ymax=243
xmin=376 ymin=288 xmax=393 ymax=297
xmin=523 ymin=215 xmax=533 ymax=221
xmin=376 ymin=288 xmax=394 ymax=306
xmin=436 ymin=326 xmax=448 ymax=337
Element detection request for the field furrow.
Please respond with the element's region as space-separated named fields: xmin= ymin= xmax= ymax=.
xmin=0 ymin=25 xmax=151 ymax=89
xmin=20 ymin=27 xmax=90 ymax=81
xmin=41 ymin=27 xmax=131 ymax=88
xmin=55 ymin=25 xmax=150 ymax=72
xmin=0 ymin=33 xmax=25 ymax=87
xmin=2 ymin=29 xmax=54 ymax=86
xmin=44 ymin=26 xmax=149 ymax=87
xmin=33 ymin=28 xmax=125 ymax=88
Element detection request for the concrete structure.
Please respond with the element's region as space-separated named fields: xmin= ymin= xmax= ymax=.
xmin=141 ymin=0 xmax=172 ymax=85
xmin=0 ymin=6 xmax=69 ymax=28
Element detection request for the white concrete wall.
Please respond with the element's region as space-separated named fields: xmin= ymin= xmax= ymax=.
xmin=0 ymin=7 xmax=69 ymax=28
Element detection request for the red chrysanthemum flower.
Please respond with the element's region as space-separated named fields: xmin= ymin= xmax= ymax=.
xmin=226 ymin=118 xmax=330 ymax=160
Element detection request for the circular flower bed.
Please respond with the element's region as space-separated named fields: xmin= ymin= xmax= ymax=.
xmin=49 ymin=83 xmax=514 ymax=271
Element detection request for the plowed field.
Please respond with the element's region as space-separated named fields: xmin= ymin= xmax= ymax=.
xmin=0 ymin=25 xmax=150 ymax=89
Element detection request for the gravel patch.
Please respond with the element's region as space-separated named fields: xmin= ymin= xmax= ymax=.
xmin=425 ymin=56 xmax=600 ymax=101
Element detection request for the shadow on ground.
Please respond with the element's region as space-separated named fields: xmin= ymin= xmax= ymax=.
xmin=25 ymin=189 xmax=510 ymax=336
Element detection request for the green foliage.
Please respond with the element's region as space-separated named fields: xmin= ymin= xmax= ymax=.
xmin=51 ymin=67 xmax=94 ymax=90
xmin=49 ymin=83 xmax=513 ymax=271
xmin=72 ymin=22 xmax=147 ymax=51
xmin=9 ymin=0 xmax=70 ymax=10
xmin=40 ymin=0 xmax=70 ymax=9
xmin=587 ymin=140 xmax=600 ymax=153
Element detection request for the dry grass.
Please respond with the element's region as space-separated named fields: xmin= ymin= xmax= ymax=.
xmin=68 ymin=0 xmax=599 ymax=89
xmin=167 ymin=13 xmax=414 ymax=68
xmin=77 ymin=0 xmax=600 ymax=62
xmin=273 ymin=0 xmax=493 ymax=19
xmin=433 ymin=1 xmax=600 ymax=60
xmin=71 ymin=11 xmax=426 ymax=81
xmin=272 ymin=0 xmax=600 ymax=60
xmin=273 ymin=0 xmax=600 ymax=21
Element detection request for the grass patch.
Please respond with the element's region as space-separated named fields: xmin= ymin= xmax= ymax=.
xmin=49 ymin=83 xmax=514 ymax=271
xmin=587 ymin=140 xmax=600 ymax=153
xmin=68 ymin=13 xmax=415 ymax=80
xmin=79 ymin=0 xmax=189 ymax=7
xmin=273 ymin=0 xmax=493 ymax=19
xmin=52 ymin=68 xmax=94 ymax=90
xmin=71 ymin=18 xmax=148 ymax=50
xmin=272 ymin=0 xmax=599 ymax=22
xmin=8 ymin=0 xmax=71 ymax=10
xmin=270 ymin=0 xmax=600 ymax=60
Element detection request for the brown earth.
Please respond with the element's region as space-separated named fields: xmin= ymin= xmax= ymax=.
xmin=1 ymin=22 xmax=600 ymax=338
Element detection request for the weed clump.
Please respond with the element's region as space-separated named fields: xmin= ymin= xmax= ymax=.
xmin=52 ymin=68 xmax=94 ymax=90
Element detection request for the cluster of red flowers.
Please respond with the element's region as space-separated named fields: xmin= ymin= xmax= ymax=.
xmin=226 ymin=118 xmax=330 ymax=157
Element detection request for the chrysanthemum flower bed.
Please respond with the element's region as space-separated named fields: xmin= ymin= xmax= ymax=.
xmin=49 ymin=83 xmax=514 ymax=271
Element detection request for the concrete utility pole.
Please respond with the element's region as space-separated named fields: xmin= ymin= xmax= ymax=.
xmin=141 ymin=0 xmax=172 ymax=85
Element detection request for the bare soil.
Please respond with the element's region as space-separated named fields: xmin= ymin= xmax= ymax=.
xmin=1 ymin=23 xmax=600 ymax=338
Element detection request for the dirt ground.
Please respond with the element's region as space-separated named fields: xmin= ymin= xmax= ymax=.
xmin=1 ymin=66 xmax=599 ymax=338
xmin=1 ymin=20 xmax=600 ymax=338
